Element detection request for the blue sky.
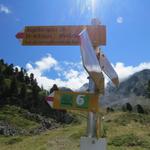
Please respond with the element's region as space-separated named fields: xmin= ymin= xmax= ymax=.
xmin=0 ymin=0 xmax=150 ymax=90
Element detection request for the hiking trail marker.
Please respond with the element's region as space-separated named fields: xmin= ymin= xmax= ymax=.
xmin=16 ymin=18 xmax=119 ymax=150
xmin=46 ymin=91 xmax=99 ymax=112
xmin=16 ymin=25 xmax=106 ymax=46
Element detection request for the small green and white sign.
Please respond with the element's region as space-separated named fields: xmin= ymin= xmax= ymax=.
xmin=76 ymin=95 xmax=89 ymax=109
xmin=53 ymin=91 xmax=99 ymax=112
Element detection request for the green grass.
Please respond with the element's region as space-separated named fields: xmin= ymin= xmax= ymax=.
xmin=0 ymin=107 xmax=150 ymax=150
xmin=0 ymin=105 xmax=40 ymax=130
xmin=106 ymin=112 xmax=150 ymax=150
xmin=108 ymin=133 xmax=149 ymax=148
xmin=113 ymin=112 xmax=150 ymax=126
xmin=0 ymin=124 xmax=84 ymax=150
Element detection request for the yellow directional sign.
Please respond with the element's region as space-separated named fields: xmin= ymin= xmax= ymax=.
xmin=19 ymin=25 xmax=106 ymax=46
xmin=51 ymin=91 xmax=99 ymax=112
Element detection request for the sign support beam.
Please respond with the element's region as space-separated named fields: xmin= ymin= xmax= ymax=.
xmin=87 ymin=18 xmax=104 ymax=138
xmin=80 ymin=18 xmax=107 ymax=150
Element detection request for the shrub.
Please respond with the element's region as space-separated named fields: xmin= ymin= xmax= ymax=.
xmin=124 ymin=103 xmax=132 ymax=112
xmin=108 ymin=133 xmax=149 ymax=148
xmin=136 ymin=104 xmax=145 ymax=114
xmin=122 ymin=103 xmax=133 ymax=112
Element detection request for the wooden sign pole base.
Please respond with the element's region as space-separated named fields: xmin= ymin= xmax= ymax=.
xmin=80 ymin=137 xmax=107 ymax=150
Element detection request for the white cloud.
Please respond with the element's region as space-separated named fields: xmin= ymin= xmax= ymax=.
xmin=26 ymin=63 xmax=33 ymax=70
xmin=35 ymin=68 xmax=88 ymax=91
xmin=26 ymin=54 xmax=58 ymax=77
xmin=116 ymin=16 xmax=123 ymax=24
xmin=26 ymin=54 xmax=88 ymax=91
xmin=114 ymin=62 xmax=150 ymax=82
xmin=35 ymin=54 xmax=57 ymax=72
xmin=0 ymin=4 xmax=11 ymax=14
xmin=25 ymin=53 xmax=150 ymax=91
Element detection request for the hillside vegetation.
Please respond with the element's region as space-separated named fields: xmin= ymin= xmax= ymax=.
xmin=0 ymin=58 xmax=74 ymax=123
xmin=0 ymin=105 xmax=60 ymax=136
xmin=0 ymin=59 xmax=150 ymax=149
xmin=0 ymin=106 xmax=149 ymax=150
xmin=102 ymin=69 xmax=150 ymax=113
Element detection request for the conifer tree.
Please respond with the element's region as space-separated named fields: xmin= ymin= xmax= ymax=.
xmin=10 ymin=77 xmax=18 ymax=96
xmin=18 ymin=67 xmax=24 ymax=82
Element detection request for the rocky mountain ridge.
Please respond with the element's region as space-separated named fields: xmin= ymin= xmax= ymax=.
xmin=101 ymin=69 xmax=150 ymax=111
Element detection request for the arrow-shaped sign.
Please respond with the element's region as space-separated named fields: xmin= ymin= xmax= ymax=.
xmin=98 ymin=50 xmax=119 ymax=86
xmin=46 ymin=91 xmax=99 ymax=112
xmin=79 ymin=29 xmax=104 ymax=93
xmin=16 ymin=25 xmax=106 ymax=46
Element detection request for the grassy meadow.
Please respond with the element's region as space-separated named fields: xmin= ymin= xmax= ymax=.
xmin=0 ymin=107 xmax=149 ymax=150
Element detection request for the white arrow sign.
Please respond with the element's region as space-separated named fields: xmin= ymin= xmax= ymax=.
xmin=79 ymin=29 xmax=104 ymax=92
xmin=98 ymin=50 xmax=119 ymax=86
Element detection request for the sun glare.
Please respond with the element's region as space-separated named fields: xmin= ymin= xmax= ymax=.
xmin=76 ymin=0 xmax=97 ymax=17
xmin=91 ymin=0 xmax=96 ymax=17
xmin=75 ymin=0 xmax=108 ymax=19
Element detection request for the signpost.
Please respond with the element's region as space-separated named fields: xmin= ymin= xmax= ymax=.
xmin=16 ymin=18 xmax=119 ymax=150
xmin=16 ymin=25 xmax=106 ymax=46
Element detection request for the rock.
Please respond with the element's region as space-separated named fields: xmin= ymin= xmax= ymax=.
xmin=0 ymin=121 xmax=19 ymax=136
xmin=0 ymin=109 xmax=59 ymax=136
xmin=22 ymin=110 xmax=59 ymax=131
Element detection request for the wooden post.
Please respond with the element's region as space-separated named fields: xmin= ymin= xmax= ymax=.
xmin=87 ymin=18 xmax=104 ymax=139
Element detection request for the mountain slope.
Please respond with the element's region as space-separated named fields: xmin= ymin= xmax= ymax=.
xmin=101 ymin=69 xmax=150 ymax=109
xmin=0 ymin=105 xmax=59 ymax=136
xmin=108 ymin=69 xmax=150 ymax=96
xmin=0 ymin=58 xmax=76 ymax=124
